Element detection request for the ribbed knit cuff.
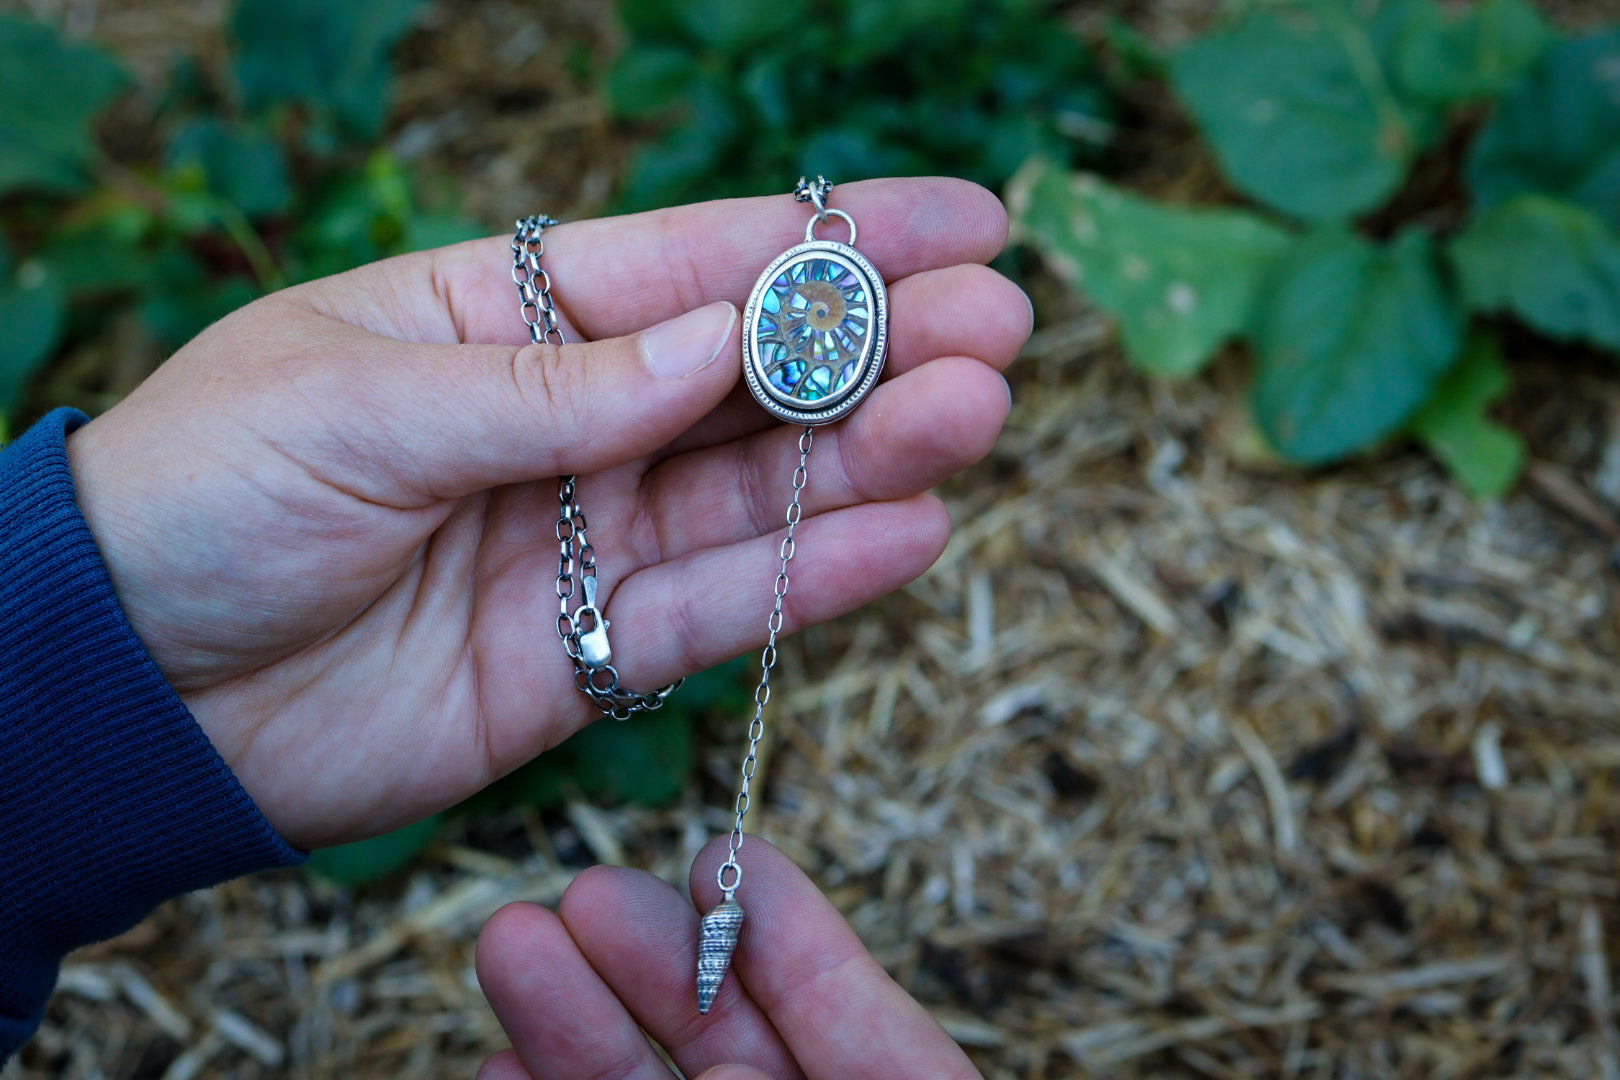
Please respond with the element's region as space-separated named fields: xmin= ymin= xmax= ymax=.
xmin=0 ymin=408 xmax=303 ymax=1062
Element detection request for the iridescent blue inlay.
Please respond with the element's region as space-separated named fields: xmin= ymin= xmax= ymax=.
xmin=753 ymin=255 xmax=872 ymax=405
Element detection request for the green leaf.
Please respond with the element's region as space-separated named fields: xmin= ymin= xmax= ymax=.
xmin=230 ymin=0 xmax=424 ymax=137
xmin=605 ymin=44 xmax=696 ymax=119
xmin=0 ymin=14 xmax=126 ymax=196
xmin=167 ymin=118 xmax=291 ymax=219
xmin=1449 ymin=194 xmax=1620 ymax=352
xmin=1008 ymin=160 xmax=1293 ymax=376
xmin=0 ymin=260 xmax=66 ymax=416
xmin=1410 ymin=333 xmax=1524 ymax=498
xmin=1170 ymin=2 xmax=1439 ymax=222
xmin=1467 ymin=29 xmax=1620 ymax=232
xmin=673 ymin=0 xmax=806 ymax=53
xmin=306 ymin=814 xmax=442 ymax=885
xmin=1394 ymin=0 xmax=1553 ymax=105
xmin=1252 ymin=228 xmax=1464 ymax=464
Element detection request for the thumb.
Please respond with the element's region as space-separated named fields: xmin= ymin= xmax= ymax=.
xmin=325 ymin=300 xmax=739 ymax=502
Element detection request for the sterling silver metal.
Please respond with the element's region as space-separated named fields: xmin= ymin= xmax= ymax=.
xmin=512 ymin=215 xmax=682 ymax=720
xmin=511 ymin=183 xmax=885 ymax=1019
xmin=741 ymin=189 xmax=888 ymax=427
xmin=698 ymin=178 xmax=886 ymax=1016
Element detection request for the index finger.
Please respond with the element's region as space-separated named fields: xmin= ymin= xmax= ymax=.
xmin=691 ymin=837 xmax=984 ymax=1080
xmin=297 ymin=177 xmax=1009 ymax=347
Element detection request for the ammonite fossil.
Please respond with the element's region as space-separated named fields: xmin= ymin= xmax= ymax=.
xmin=742 ymin=217 xmax=889 ymax=427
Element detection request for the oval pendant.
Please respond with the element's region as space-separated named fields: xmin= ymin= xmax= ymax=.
xmin=742 ymin=235 xmax=888 ymax=426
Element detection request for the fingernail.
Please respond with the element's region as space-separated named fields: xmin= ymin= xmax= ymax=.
xmin=1018 ymin=285 xmax=1036 ymax=338
xmin=642 ymin=301 xmax=737 ymax=379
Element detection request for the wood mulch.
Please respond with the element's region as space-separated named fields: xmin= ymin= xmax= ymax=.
xmin=8 ymin=2 xmax=1620 ymax=1077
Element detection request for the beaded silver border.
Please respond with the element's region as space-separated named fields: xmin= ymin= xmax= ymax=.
xmin=742 ymin=239 xmax=889 ymax=427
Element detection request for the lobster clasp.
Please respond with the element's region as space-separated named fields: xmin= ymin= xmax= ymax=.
xmin=575 ymin=576 xmax=612 ymax=669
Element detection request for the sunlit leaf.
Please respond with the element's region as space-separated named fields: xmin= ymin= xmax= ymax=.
xmin=1410 ymin=333 xmax=1524 ymax=498
xmin=1170 ymin=2 xmax=1439 ymax=222
xmin=1009 ymin=160 xmax=1292 ymax=376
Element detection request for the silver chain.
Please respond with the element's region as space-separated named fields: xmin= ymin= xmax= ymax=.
xmin=512 ymin=214 xmax=682 ymax=720
xmin=716 ymin=424 xmax=812 ymax=898
xmin=513 ymin=189 xmax=821 ymax=893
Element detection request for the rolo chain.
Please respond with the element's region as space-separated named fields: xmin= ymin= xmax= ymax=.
xmin=512 ymin=200 xmax=817 ymax=896
xmin=512 ymin=214 xmax=682 ymax=720
xmin=716 ymin=423 xmax=811 ymax=897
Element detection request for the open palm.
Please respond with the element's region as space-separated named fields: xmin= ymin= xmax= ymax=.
xmin=66 ymin=178 xmax=1027 ymax=849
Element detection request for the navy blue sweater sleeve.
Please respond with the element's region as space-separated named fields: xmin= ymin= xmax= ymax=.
xmin=0 ymin=408 xmax=303 ymax=1063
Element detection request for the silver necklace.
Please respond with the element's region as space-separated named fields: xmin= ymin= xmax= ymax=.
xmin=510 ymin=177 xmax=889 ymax=1015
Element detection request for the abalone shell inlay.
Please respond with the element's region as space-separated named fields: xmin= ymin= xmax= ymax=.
xmin=754 ymin=256 xmax=871 ymax=403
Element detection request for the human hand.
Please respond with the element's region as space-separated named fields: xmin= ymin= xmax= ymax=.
xmin=474 ymin=837 xmax=982 ymax=1080
xmin=66 ymin=178 xmax=1029 ymax=848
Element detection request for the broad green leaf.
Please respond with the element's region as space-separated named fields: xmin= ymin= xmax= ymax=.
xmin=167 ymin=118 xmax=290 ymax=219
xmin=1170 ymin=3 xmax=1439 ymax=222
xmin=0 ymin=15 xmax=126 ymax=196
xmin=1449 ymin=194 xmax=1620 ymax=352
xmin=1468 ymin=30 xmax=1620 ymax=232
xmin=230 ymin=0 xmax=424 ymax=138
xmin=1395 ymin=0 xmax=1553 ymax=105
xmin=1008 ymin=160 xmax=1293 ymax=376
xmin=306 ymin=814 xmax=442 ymax=885
xmin=1410 ymin=333 xmax=1524 ymax=498
xmin=566 ymin=709 xmax=694 ymax=808
xmin=674 ymin=0 xmax=806 ymax=53
xmin=455 ymin=660 xmax=749 ymax=817
xmin=605 ymin=44 xmax=695 ymax=120
xmin=1252 ymin=228 xmax=1464 ymax=464
xmin=0 ymin=260 xmax=66 ymax=416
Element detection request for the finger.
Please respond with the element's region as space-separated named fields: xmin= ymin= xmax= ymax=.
xmin=474 ymin=1050 xmax=534 ymax=1080
xmin=476 ymin=902 xmax=673 ymax=1080
xmin=607 ymin=494 xmax=950 ymax=690
xmin=690 ymin=838 xmax=981 ymax=1080
xmin=639 ymin=356 xmax=1009 ymax=562
xmin=557 ymin=866 xmax=802 ymax=1079
xmin=664 ymin=262 xmax=1032 ymax=457
xmin=246 ymin=298 xmax=741 ymax=504
xmin=694 ymin=1068 xmax=778 ymax=1080
xmin=293 ymin=177 xmax=1009 ymax=347
xmin=469 ymin=496 xmax=949 ymax=754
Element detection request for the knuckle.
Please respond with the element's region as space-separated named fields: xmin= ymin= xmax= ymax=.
xmin=508 ymin=341 xmax=588 ymax=429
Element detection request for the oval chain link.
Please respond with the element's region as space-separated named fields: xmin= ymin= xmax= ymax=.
xmin=716 ymin=424 xmax=812 ymax=897
xmin=513 ymin=214 xmax=682 ymax=719
xmin=516 ymin=189 xmax=825 ymax=893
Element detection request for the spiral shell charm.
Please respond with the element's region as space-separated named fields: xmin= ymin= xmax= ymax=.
xmin=696 ymin=895 xmax=745 ymax=1014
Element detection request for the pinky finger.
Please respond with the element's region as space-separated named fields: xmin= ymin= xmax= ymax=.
xmin=476 ymin=1050 xmax=534 ymax=1080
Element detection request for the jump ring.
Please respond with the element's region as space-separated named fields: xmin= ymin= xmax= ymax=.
xmin=804 ymin=208 xmax=856 ymax=246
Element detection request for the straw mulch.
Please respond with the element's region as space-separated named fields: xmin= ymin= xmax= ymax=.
xmin=9 ymin=2 xmax=1620 ymax=1078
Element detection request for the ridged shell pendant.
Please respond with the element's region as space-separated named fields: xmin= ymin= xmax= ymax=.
xmin=696 ymin=896 xmax=745 ymax=1014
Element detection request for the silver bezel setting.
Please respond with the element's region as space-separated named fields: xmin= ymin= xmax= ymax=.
xmin=742 ymin=239 xmax=888 ymax=427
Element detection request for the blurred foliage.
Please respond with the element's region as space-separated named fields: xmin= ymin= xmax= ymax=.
xmin=308 ymin=658 xmax=754 ymax=884
xmin=0 ymin=0 xmax=480 ymax=438
xmin=1014 ymin=0 xmax=1620 ymax=497
xmin=604 ymin=0 xmax=1116 ymax=210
